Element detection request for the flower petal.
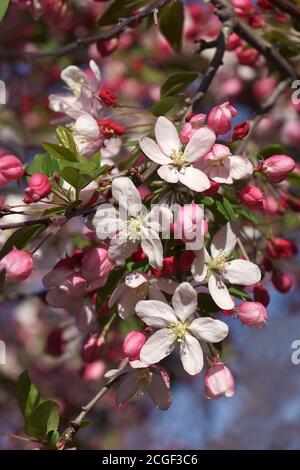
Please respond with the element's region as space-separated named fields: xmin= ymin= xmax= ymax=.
xmin=125 ymin=272 xmax=148 ymax=289
xmin=180 ymin=335 xmax=204 ymax=375
xmin=140 ymin=328 xmax=176 ymax=365
xmin=117 ymin=288 xmax=145 ymax=319
xmin=74 ymin=114 xmax=99 ymax=139
xmin=223 ymin=259 xmax=261 ymax=286
xmin=191 ymin=249 xmax=208 ymax=282
xmin=189 ymin=317 xmax=229 ymax=343
xmin=157 ymin=165 xmax=179 ymax=183
xmin=136 ymin=300 xmax=176 ymax=327
xmin=150 ymin=277 xmax=179 ymax=294
xmin=116 ymin=371 xmax=140 ymax=406
xmin=61 ymin=65 xmax=88 ymax=90
xmin=172 ymin=282 xmax=197 ymax=321
xmin=139 ymin=136 xmax=171 ymax=164
xmin=146 ymin=368 xmax=172 ymax=410
xmin=229 ymin=155 xmax=253 ymax=180
xmin=179 ymin=167 xmax=210 ymax=192
xmin=112 ymin=177 xmax=142 ymax=217
xmin=92 ymin=206 xmax=121 ymax=239
xmin=108 ymin=237 xmax=138 ymax=264
xmin=184 ymin=126 xmax=216 ymax=162
xmin=140 ymin=228 xmax=163 ymax=269
xmin=211 ymin=222 xmax=238 ymax=257
xmin=155 ymin=116 xmax=180 ymax=155
xmin=208 ymin=274 xmax=235 ymax=309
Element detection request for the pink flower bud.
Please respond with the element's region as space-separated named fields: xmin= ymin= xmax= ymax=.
xmin=179 ymin=114 xmax=206 ymax=144
xmin=226 ymin=33 xmax=242 ymax=51
xmin=81 ymin=248 xmax=113 ymax=290
xmin=280 ymin=121 xmax=300 ymax=147
xmin=262 ymin=154 xmax=295 ymax=183
xmin=264 ymin=197 xmax=277 ymax=216
xmin=152 ymin=256 xmax=177 ymax=278
xmin=236 ymin=46 xmax=259 ymax=66
xmin=253 ymin=283 xmax=270 ymax=307
xmin=122 ymin=331 xmax=147 ymax=360
xmin=202 ymin=181 xmax=220 ymax=196
xmin=253 ymin=77 xmax=277 ymax=102
xmin=174 ymin=203 xmax=207 ymax=247
xmin=82 ymin=335 xmax=105 ymax=363
xmin=29 ymin=173 xmax=52 ymax=198
xmin=207 ymin=102 xmax=237 ymax=135
xmin=272 ymin=270 xmax=294 ymax=293
xmin=0 ymin=155 xmax=24 ymax=187
xmin=82 ymin=361 xmax=105 ymax=382
xmin=0 ymin=249 xmax=33 ymax=282
xmin=204 ymin=362 xmax=235 ymax=399
xmin=239 ymin=184 xmax=266 ymax=211
xmin=266 ymin=237 xmax=298 ymax=259
xmin=238 ymin=301 xmax=268 ymax=328
xmin=99 ymin=88 xmax=117 ymax=107
xmin=231 ymin=0 xmax=255 ymax=16
xmin=96 ymin=38 xmax=118 ymax=57
xmin=46 ymin=328 xmax=66 ymax=357
xmin=232 ymin=120 xmax=250 ymax=140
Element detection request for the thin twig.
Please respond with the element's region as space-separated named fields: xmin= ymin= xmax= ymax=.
xmin=271 ymin=0 xmax=300 ymax=22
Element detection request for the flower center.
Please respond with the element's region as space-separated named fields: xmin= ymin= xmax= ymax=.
xmin=171 ymin=149 xmax=186 ymax=168
xmin=171 ymin=320 xmax=189 ymax=343
xmin=124 ymin=216 xmax=143 ymax=241
xmin=207 ymin=252 xmax=228 ymax=275
xmin=212 ymin=158 xmax=225 ymax=167
xmin=137 ymin=369 xmax=152 ymax=387
xmin=71 ymin=78 xmax=86 ymax=96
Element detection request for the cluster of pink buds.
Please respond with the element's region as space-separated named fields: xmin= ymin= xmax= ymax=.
xmin=23 ymin=173 xmax=52 ymax=204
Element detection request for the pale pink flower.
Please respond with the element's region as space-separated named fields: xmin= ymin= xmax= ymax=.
xmin=43 ymin=268 xmax=87 ymax=308
xmin=195 ymin=144 xmax=253 ymax=184
xmin=109 ymin=271 xmax=178 ymax=319
xmin=73 ymin=114 xmax=103 ymax=158
xmin=205 ymin=362 xmax=235 ymax=399
xmin=105 ymin=364 xmax=171 ymax=410
xmin=192 ymin=223 xmax=261 ymax=309
xmin=140 ymin=116 xmax=215 ymax=192
xmin=92 ymin=177 xmax=173 ymax=268
xmin=0 ymin=249 xmax=33 ymax=282
xmin=136 ymin=282 xmax=229 ymax=375
xmin=81 ymin=247 xmax=113 ymax=291
xmin=238 ymin=301 xmax=268 ymax=328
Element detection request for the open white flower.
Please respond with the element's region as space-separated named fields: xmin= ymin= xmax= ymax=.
xmin=49 ymin=60 xmax=101 ymax=119
xmin=195 ymin=144 xmax=253 ymax=184
xmin=139 ymin=116 xmax=215 ymax=192
xmin=109 ymin=272 xmax=178 ymax=319
xmin=136 ymin=282 xmax=229 ymax=375
xmin=92 ymin=177 xmax=172 ymax=268
xmin=73 ymin=114 xmax=103 ymax=158
xmin=191 ymin=223 xmax=261 ymax=310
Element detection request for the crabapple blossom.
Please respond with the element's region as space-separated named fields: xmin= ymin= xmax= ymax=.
xmin=262 ymin=154 xmax=295 ymax=183
xmin=136 ymin=282 xmax=229 ymax=375
xmin=43 ymin=268 xmax=87 ymax=308
xmin=238 ymin=301 xmax=268 ymax=328
xmin=191 ymin=223 xmax=261 ymax=309
xmin=239 ymin=184 xmax=266 ymax=210
xmin=0 ymin=155 xmax=24 ymax=187
xmin=81 ymin=247 xmax=113 ymax=291
xmin=122 ymin=331 xmax=147 ymax=361
xmin=266 ymin=237 xmax=298 ymax=259
xmin=272 ymin=270 xmax=294 ymax=293
xmin=207 ymin=102 xmax=237 ymax=135
xmin=92 ymin=177 xmax=173 ymax=268
xmin=105 ymin=364 xmax=171 ymax=410
xmin=0 ymin=249 xmax=33 ymax=282
xmin=179 ymin=113 xmax=206 ymax=144
xmin=173 ymin=203 xmax=207 ymax=249
xmin=139 ymin=116 xmax=215 ymax=192
xmin=204 ymin=361 xmax=235 ymax=399
xmin=195 ymin=144 xmax=253 ymax=184
xmin=108 ymin=272 xmax=178 ymax=319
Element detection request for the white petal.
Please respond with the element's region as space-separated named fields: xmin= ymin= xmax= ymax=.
xmin=180 ymin=335 xmax=204 ymax=375
xmin=61 ymin=65 xmax=88 ymax=90
xmin=144 ymin=205 xmax=173 ymax=233
xmin=125 ymin=272 xmax=148 ymax=288
xmin=135 ymin=300 xmax=176 ymax=327
xmin=139 ymin=137 xmax=171 ymax=164
xmin=89 ymin=60 xmax=101 ymax=83
xmin=108 ymin=282 xmax=127 ymax=308
xmin=208 ymin=274 xmax=235 ymax=309
xmin=189 ymin=317 xmax=229 ymax=343
xmin=117 ymin=288 xmax=144 ymax=319
xmin=223 ymin=259 xmax=261 ymax=286
xmin=112 ymin=177 xmax=142 ymax=218
xmin=92 ymin=206 xmax=121 ymax=239
xmin=155 ymin=116 xmax=180 ymax=155
xmin=184 ymin=126 xmax=216 ymax=162
xmin=116 ymin=372 xmax=140 ymax=406
xmin=74 ymin=114 xmax=100 ymax=139
xmin=211 ymin=222 xmax=238 ymax=257
xmin=179 ymin=166 xmax=210 ymax=192
xmin=172 ymin=282 xmax=197 ymax=321
xmin=191 ymin=249 xmax=208 ymax=282
xmin=150 ymin=278 xmax=178 ymax=295
xmin=146 ymin=369 xmax=171 ymax=410
xmin=157 ymin=165 xmax=179 ymax=183
xmin=108 ymin=237 xmax=138 ymax=264
xmin=148 ymin=285 xmax=167 ymax=302
xmin=140 ymin=329 xmax=176 ymax=365
xmin=228 ymin=155 xmax=253 ymax=180
xmin=140 ymin=228 xmax=163 ymax=268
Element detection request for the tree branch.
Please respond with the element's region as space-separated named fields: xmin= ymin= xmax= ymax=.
xmin=271 ymin=0 xmax=300 ymax=22
xmin=57 ymin=358 xmax=129 ymax=450
xmin=211 ymin=0 xmax=298 ymax=80
xmin=0 ymin=0 xmax=171 ymax=61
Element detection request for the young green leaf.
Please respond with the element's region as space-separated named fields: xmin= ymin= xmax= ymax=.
xmin=160 ymin=72 xmax=198 ymax=98
xmin=0 ymin=0 xmax=9 ymax=22
xmin=24 ymin=400 xmax=60 ymax=441
xmin=159 ymin=1 xmax=184 ymax=53
xmin=17 ymin=371 xmax=42 ymax=419
xmin=0 ymin=225 xmax=46 ymax=259
xmin=27 ymin=152 xmax=60 ymax=178
xmin=43 ymin=142 xmax=77 ymax=162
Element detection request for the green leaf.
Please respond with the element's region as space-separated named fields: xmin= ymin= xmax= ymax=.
xmin=215 ymin=197 xmax=237 ymax=221
xmin=99 ymin=0 xmax=147 ymax=26
xmin=228 ymin=286 xmax=252 ymax=301
xmin=27 ymin=152 xmax=60 ymax=178
xmin=48 ymin=430 xmax=60 ymax=448
xmin=17 ymin=371 xmax=42 ymax=419
xmin=56 ymin=127 xmax=78 ymax=155
xmin=159 ymin=1 xmax=184 ymax=53
xmin=0 ymin=0 xmax=9 ymax=22
xmin=0 ymin=225 xmax=46 ymax=260
xmin=161 ymin=72 xmax=198 ymax=98
xmin=25 ymin=400 xmax=60 ymax=440
xmin=258 ymin=144 xmax=285 ymax=158
xmin=287 ymin=172 xmax=300 ymax=186
xmin=151 ymin=96 xmax=177 ymax=116
xmin=238 ymin=206 xmax=260 ymax=225
xmin=201 ymin=196 xmax=215 ymax=207
xmin=43 ymin=142 xmax=77 ymax=162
